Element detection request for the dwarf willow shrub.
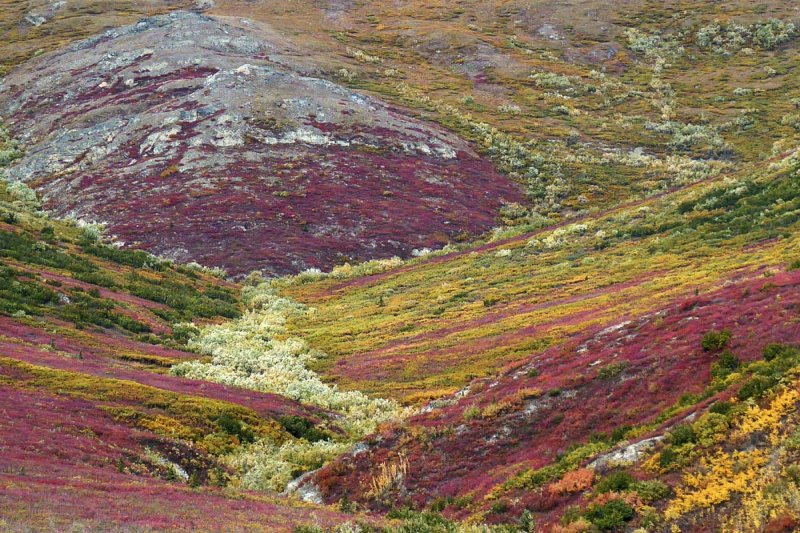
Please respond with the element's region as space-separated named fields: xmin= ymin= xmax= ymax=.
xmin=696 ymin=18 xmax=796 ymax=53
xmin=530 ymin=72 xmax=573 ymax=90
xmin=752 ymin=19 xmax=796 ymax=50
xmin=4 ymin=180 xmax=38 ymax=211
xmin=171 ymin=281 xmax=406 ymax=490
xmin=696 ymin=20 xmax=750 ymax=54
xmin=228 ymin=439 xmax=349 ymax=492
xmin=625 ymin=28 xmax=684 ymax=59
xmin=0 ymin=124 xmax=22 ymax=167
xmin=172 ymin=285 xmax=403 ymax=435
xmin=282 ymin=256 xmax=404 ymax=286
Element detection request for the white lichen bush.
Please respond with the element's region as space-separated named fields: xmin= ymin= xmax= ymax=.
xmin=346 ymin=47 xmax=383 ymax=64
xmin=283 ymin=257 xmax=404 ymax=286
xmin=170 ymin=281 xmax=407 ymax=490
xmin=530 ymin=72 xmax=573 ymax=90
xmin=186 ymin=261 xmax=228 ymax=278
xmin=228 ymin=439 xmax=349 ymax=492
xmin=625 ymin=28 xmax=684 ymax=59
xmin=696 ymin=18 xmax=796 ymax=54
xmin=4 ymin=180 xmax=41 ymax=211
xmin=0 ymin=124 xmax=22 ymax=167
xmin=173 ymin=283 xmax=403 ymax=435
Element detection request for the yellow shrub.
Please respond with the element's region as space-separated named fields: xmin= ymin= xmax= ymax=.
xmin=735 ymin=388 xmax=799 ymax=443
xmin=665 ymin=449 xmax=768 ymax=519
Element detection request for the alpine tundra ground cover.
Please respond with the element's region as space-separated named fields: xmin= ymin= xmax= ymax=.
xmin=276 ymin=145 xmax=800 ymax=529
xmin=0 ymin=179 xmax=394 ymax=530
xmin=1 ymin=1 xmax=800 ymax=531
xmin=283 ymin=147 xmax=800 ymax=401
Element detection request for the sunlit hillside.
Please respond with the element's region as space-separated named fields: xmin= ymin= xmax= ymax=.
xmin=1 ymin=1 xmax=800 ymax=532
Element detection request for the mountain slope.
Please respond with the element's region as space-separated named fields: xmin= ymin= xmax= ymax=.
xmin=0 ymin=179 xmax=387 ymax=531
xmin=0 ymin=12 xmax=522 ymax=276
xmin=2 ymin=2 xmax=800 ymax=532
xmin=281 ymin=146 xmax=800 ymax=530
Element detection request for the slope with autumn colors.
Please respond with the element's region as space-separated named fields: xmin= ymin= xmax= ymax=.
xmin=1 ymin=1 xmax=800 ymax=532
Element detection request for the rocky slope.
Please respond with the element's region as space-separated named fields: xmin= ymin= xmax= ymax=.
xmin=0 ymin=11 xmax=522 ymax=276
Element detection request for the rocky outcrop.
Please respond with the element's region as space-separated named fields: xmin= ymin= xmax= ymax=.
xmin=0 ymin=11 xmax=522 ymax=275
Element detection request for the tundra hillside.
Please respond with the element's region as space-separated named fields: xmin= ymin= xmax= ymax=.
xmin=1 ymin=1 xmax=800 ymax=532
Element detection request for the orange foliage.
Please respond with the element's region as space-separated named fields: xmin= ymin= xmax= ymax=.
xmin=548 ymin=468 xmax=595 ymax=495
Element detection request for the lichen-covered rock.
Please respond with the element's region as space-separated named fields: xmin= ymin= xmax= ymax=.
xmin=0 ymin=11 xmax=522 ymax=275
xmin=588 ymin=436 xmax=664 ymax=470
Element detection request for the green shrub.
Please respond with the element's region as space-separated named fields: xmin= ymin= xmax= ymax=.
xmin=631 ymin=479 xmax=671 ymax=502
xmin=598 ymin=362 xmax=628 ymax=380
xmin=763 ymin=343 xmax=791 ymax=361
xmin=39 ymin=226 xmax=55 ymax=241
xmin=172 ymin=323 xmax=200 ymax=345
xmin=610 ymin=425 xmax=632 ymax=443
xmin=81 ymin=242 xmax=165 ymax=270
xmin=584 ymin=499 xmax=635 ymax=531
xmin=717 ymin=350 xmax=739 ymax=371
xmin=463 ymin=405 xmax=481 ymax=421
xmin=659 ymin=447 xmax=678 ymax=468
xmin=737 ymin=375 xmax=777 ymax=401
xmin=785 ymin=465 xmax=800 ymax=485
xmin=430 ymin=495 xmax=472 ymax=512
xmin=55 ymin=289 xmax=151 ymax=334
xmin=709 ymin=401 xmax=732 ymax=415
xmin=595 ymin=471 xmax=634 ymax=494
xmin=338 ymin=492 xmax=354 ymax=513
xmin=0 ymin=267 xmax=59 ymax=315
xmin=294 ymin=526 xmax=325 ymax=533
xmin=0 ymin=230 xmax=94 ymax=273
xmin=216 ymin=413 xmax=255 ymax=443
xmin=386 ymin=508 xmax=458 ymax=533
xmin=701 ymin=329 xmax=732 ymax=351
xmin=490 ymin=500 xmax=510 ymax=515
xmin=712 ymin=350 xmax=740 ymax=379
xmin=125 ymin=274 xmax=240 ymax=320
xmin=278 ymin=415 xmax=331 ymax=443
xmin=518 ymin=509 xmax=536 ymax=532
xmin=73 ymin=270 xmax=117 ymax=288
xmin=669 ymin=424 xmax=697 ymax=446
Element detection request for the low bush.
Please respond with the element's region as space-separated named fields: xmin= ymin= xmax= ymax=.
xmin=278 ymin=415 xmax=331 ymax=443
xmin=709 ymin=401 xmax=732 ymax=415
xmin=659 ymin=447 xmax=678 ymax=468
xmin=631 ymin=479 xmax=671 ymax=502
xmin=584 ymin=499 xmax=635 ymax=531
xmin=217 ymin=413 xmax=255 ymax=444
xmin=669 ymin=424 xmax=697 ymax=446
xmin=737 ymin=375 xmax=777 ymax=401
xmin=701 ymin=329 xmax=732 ymax=351
xmin=595 ymin=470 xmax=634 ymax=494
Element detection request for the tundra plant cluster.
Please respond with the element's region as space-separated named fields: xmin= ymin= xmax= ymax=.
xmin=696 ymin=18 xmax=796 ymax=54
xmin=172 ymin=278 xmax=406 ymax=491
